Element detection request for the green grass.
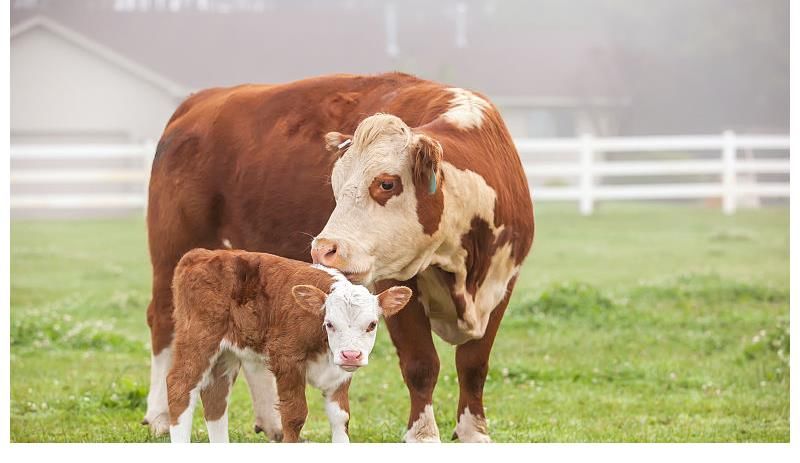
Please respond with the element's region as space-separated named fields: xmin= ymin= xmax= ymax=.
xmin=10 ymin=202 xmax=789 ymax=442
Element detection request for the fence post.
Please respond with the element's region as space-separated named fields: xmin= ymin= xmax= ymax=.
xmin=721 ymin=130 xmax=737 ymax=215
xmin=142 ymin=139 xmax=157 ymax=216
xmin=579 ymin=133 xmax=594 ymax=215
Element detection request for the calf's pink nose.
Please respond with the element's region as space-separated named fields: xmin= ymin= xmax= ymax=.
xmin=341 ymin=350 xmax=363 ymax=361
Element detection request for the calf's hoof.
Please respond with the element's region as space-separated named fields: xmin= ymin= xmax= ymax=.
xmin=142 ymin=412 xmax=170 ymax=437
xmin=254 ymin=423 xmax=283 ymax=442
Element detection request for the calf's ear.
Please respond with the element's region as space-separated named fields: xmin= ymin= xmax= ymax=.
xmin=411 ymin=133 xmax=443 ymax=194
xmin=292 ymin=285 xmax=328 ymax=315
xmin=324 ymin=131 xmax=354 ymax=155
xmin=377 ymin=286 xmax=413 ymax=318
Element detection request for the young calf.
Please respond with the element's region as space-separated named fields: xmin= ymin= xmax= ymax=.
xmin=166 ymin=248 xmax=412 ymax=443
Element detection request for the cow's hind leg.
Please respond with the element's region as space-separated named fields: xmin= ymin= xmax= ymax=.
xmin=382 ymin=279 xmax=441 ymax=443
xmin=242 ymin=359 xmax=283 ymax=441
xmin=201 ymin=351 xmax=240 ymax=443
xmin=452 ymin=282 xmax=513 ymax=443
xmin=143 ymin=269 xmax=177 ymax=436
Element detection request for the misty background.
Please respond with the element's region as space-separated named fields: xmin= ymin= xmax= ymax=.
xmin=11 ymin=0 xmax=789 ymax=142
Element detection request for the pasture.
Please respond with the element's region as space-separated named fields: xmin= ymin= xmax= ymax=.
xmin=10 ymin=203 xmax=789 ymax=442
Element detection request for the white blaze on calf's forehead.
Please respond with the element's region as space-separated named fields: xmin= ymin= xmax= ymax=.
xmin=442 ymin=87 xmax=490 ymax=130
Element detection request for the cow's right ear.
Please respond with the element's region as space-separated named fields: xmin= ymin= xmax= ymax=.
xmin=411 ymin=133 xmax=443 ymax=194
xmin=324 ymin=132 xmax=353 ymax=155
xmin=292 ymin=285 xmax=328 ymax=315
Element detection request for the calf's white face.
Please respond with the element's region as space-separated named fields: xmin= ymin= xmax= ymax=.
xmin=311 ymin=114 xmax=442 ymax=285
xmin=292 ymin=282 xmax=412 ymax=372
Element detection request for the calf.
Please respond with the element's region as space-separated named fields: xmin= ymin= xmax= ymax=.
xmin=166 ymin=248 xmax=412 ymax=443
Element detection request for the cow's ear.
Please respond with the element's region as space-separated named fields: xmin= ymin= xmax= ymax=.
xmin=292 ymin=285 xmax=328 ymax=315
xmin=324 ymin=131 xmax=353 ymax=155
xmin=377 ymin=286 xmax=413 ymax=318
xmin=412 ymin=133 xmax=443 ymax=194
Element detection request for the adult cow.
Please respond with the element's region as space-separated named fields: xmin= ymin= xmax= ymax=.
xmin=144 ymin=73 xmax=534 ymax=442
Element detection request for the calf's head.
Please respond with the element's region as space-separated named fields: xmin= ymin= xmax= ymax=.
xmin=292 ymin=282 xmax=412 ymax=372
xmin=311 ymin=113 xmax=443 ymax=285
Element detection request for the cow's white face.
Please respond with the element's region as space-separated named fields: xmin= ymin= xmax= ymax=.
xmin=292 ymin=282 xmax=412 ymax=371
xmin=312 ymin=114 xmax=443 ymax=285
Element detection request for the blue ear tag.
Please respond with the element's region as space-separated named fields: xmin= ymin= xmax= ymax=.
xmin=428 ymin=172 xmax=437 ymax=194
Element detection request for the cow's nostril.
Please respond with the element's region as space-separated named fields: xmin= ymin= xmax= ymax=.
xmin=325 ymin=244 xmax=337 ymax=258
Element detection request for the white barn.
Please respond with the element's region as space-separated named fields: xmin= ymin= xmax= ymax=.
xmin=11 ymin=16 xmax=187 ymax=145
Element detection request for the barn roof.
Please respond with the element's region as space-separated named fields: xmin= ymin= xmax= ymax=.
xmin=10 ymin=2 xmax=630 ymax=107
xmin=11 ymin=15 xmax=189 ymax=100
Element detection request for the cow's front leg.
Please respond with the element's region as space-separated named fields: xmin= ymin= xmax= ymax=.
xmin=324 ymin=379 xmax=351 ymax=443
xmin=453 ymin=287 xmax=511 ymax=443
xmin=382 ymin=279 xmax=441 ymax=443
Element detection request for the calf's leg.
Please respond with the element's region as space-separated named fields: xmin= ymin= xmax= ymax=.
xmin=274 ymin=366 xmax=308 ymax=443
xmin=201 ymin=352 xmax=240 ymax=443
xmin=241 ymin=358 xmax=283 ymax=441
xmin=324 ymin=379 xmax=351 ymax=443
xmin=167 ymin=338 xmax=221 ymax=443
xmin=381 ymin=279 xmax=441 ymax=443
xmin=452 ymin=282 xmax=513 ymax=443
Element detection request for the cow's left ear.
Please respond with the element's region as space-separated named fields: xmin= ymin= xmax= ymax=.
xmin=377 ymin=286 xmax=413 ymax=318
xmin=412 ymin=133 xmax=443 ymax=194
xmin=324 ymin=131 xmax=353 ymax=155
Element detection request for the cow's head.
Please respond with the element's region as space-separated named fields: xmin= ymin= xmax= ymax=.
xmin=292 ymin=282 xmax=412 ymax=371
xmin=311 ymin=114 xmax=443 ymax=284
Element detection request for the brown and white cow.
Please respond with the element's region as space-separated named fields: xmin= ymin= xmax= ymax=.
xmin=144 ymin=73 xmax=534 ymax=442
xmin=167 ymin=248 xmax=411 ymax=443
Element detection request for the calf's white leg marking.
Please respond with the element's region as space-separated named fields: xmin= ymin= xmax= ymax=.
xmin=454 ymin=407 xmax=491 ymax=443
xmin=403 ymin=404 xmax=441 ymax=443
xmin=169 ymin=385 xmax=200 ymax=443
xmin=325 ymin=398 xmax=350 ymax=443
xmin=205 ymin=411 xmax=230 ymax=443
xmin=241 ymin=357 xmax=283 ymax=440
xmin=144 ymin=347 xmax=172 ymax=435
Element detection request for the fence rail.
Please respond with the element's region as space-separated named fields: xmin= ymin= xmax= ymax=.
xmin=10 ymin=131 xmax=790 ymax=216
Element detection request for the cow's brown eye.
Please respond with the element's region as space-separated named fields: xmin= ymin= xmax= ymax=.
xmin=380 ymin=181 xmax=394 ymax=191
xmin=325 ymin=321 xmax=334 ymax=331
xmin=366 ymin=321 xmax=377 ymax=332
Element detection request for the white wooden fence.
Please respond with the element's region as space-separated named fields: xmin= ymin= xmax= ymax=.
xmin=517 ymin=131 xmax=790 ymax=215
xmin=9 ymin=132 xmax=790 ymax=216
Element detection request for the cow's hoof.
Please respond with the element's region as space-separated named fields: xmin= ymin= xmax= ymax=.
xmin=143 ymin=413 xmax=170 ymax=437
xmin=254 ymin=422 xmax=282 ymax=442
xmin=454 ymin=431 xmax=491 ymax=443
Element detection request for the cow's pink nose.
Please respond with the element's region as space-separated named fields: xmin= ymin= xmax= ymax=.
xmin=340 ymin=350 xmax=363 ymax=362
xmin=311 ymin=238 xmax=338 ymax=266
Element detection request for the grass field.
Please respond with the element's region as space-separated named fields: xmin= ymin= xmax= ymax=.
xmin=10 ymin=203 xmax=789 ymax=442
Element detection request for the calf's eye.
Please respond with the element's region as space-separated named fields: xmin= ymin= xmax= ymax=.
xmin=325 ymin=321 xmax=334 ymax=331
xmin=366 ymin=321 xmax=377 ymax=332
xmin=380 ymin=181 xmax=394 ymax=191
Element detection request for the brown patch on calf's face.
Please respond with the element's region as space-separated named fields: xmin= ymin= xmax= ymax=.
xmin=369 ymin=174 xmax=403 ymax=206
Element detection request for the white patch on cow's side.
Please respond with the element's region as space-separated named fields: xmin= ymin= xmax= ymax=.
xmin=306 ymin=351 xmax=352 ymax=392
xmin=221 ymin=238 xmax=233 ymax=249
xmin=169 ymin=383 xmax=201 ymax=443
xmin=241 ymin=357 xmax=282 ymax=440
xmin=206 ymin=412 xmax=230 ymax=443
xmin=420 ymin=162 xmax=518 ymax=344
xmin=325 ymin=398 xmax=350 ymax=443
xmin=454 ymin=407 xmax=491 ymax=443
xmin=403 ymin=404 xmax=441 ymax=443
xmin=144 ymin=347 xmax=172 ymax=436
xmin=441 ymin=88 xmax=491 ymax=130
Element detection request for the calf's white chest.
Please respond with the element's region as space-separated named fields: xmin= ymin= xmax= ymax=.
xmin=305 ymin=351 xmax=352 ymax=392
